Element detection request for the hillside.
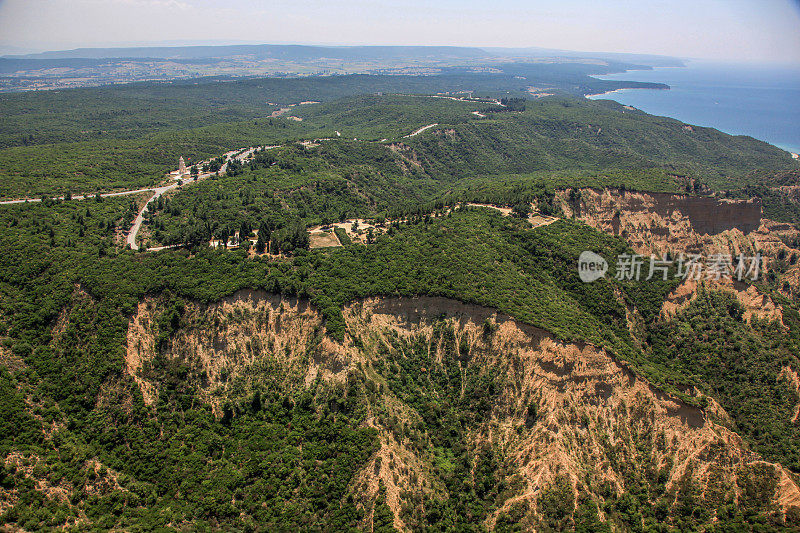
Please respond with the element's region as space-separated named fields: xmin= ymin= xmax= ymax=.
xmin=1 ymin=76 xmax=800 ymax=530
xmin=2 ymin=190 xmax=800 ymax=529
xmin=0 ymin=91 xmax=794 ymax=200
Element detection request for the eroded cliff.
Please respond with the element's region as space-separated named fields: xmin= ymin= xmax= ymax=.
xmin=559 ymin=188 xmax=800 ymax=322
xmin=557 ymin=189 xmax=762 ymax=254
xmin=125 ymin=291 xmax=800 ymax=531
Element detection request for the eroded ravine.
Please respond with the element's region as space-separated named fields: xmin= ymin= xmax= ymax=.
xmin=125 ymin=291 xmax=800 ymax=530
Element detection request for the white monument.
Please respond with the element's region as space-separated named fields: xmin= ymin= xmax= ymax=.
xmin=178 ymin=156 xmax=187 ymax=175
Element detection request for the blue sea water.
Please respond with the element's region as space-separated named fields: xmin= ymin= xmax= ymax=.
xmin=587 ymin=61 xmax=800 ymax=154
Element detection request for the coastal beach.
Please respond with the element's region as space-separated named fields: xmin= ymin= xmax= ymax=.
xmin=585 ymin=86 xmax=670 ymax=99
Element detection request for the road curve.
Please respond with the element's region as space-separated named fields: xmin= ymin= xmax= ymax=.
xmin=127 ymin=146 xmax=262 ymax=249
xmin=126 ymin=184 xmax=178 ymax=250
xmin=403 ymin=123 xmax=438 ymax=138
xmin=0 ymin=124 xmax=451 ymax=251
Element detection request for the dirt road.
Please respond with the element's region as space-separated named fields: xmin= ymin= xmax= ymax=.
xmin=403 ymin=123 xmax=438 ymax=138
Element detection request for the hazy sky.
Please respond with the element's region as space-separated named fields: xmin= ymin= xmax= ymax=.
xmin=1 ymin=0 xmax=799 ymax=64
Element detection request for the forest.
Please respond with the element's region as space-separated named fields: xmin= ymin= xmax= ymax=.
xmin=1 ymin=191 xmax=799 ymax=529
xmin=125 ymin=92 xmax=795 ymax=253
xmin=0 ymin=74 xmax=793 ymax=199
xmin=0 ymin=74 xmax=799 ymax=531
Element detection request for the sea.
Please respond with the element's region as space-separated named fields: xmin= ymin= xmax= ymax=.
xmin=587 ymin=61 xmax=800 ymax=155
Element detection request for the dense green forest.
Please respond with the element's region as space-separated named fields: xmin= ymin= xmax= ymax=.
xmin=134 ymin=94 xmax=795 ymax=250
xmin=0 ymin=64 xmax=656 ymax=149
xmin=1 ymin=74 xmax=800 ymax=530
xmin=1 ymin=74 xmax=794 ymax=199
xmin=1 ymin=193 xmax=799 ymax=529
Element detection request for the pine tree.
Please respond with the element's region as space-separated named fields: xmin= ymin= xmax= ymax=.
xmin=373 ymin=482 xmax=397 ymax=533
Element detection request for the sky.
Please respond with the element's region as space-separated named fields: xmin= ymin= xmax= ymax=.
xmin=0 ymin=0 xmax=799 ymax=64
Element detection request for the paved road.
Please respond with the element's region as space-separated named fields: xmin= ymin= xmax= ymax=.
xmin=127 ymin=172 xmax=220 ymax=250
xmin=0 ymin=119 xmax=469 ymax=251
xmin=0 ymin=187 xmax=162 ymax=205
xmin=126 ymin=183 xmax=180 ymax=250
xmin=128 ymin=146 xmax=262 ymax=250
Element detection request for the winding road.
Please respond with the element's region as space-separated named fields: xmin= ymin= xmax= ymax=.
xmin=0 ymin=116 xmax=475 ymax=252
xmin=128 ymin=146 xmax=260 ymax=250
xmin=126 ymin=183 xmax=182 ymax=250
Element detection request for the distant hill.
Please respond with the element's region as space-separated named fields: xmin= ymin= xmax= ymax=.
xmin=485 ymin=46 xmax=685 ymax=67
xmin=0 ymin=43 xmax=685 ymax=93
xmin=0 ymin=57 xmax=111 ymax=74
xmin=3 ymin=44 xmax=685 ymax=68
xmin=5 ymin=44 xmax=492 ymax=61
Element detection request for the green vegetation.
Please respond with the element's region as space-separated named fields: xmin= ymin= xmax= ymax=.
xmin=1 ymin=81 xmax=795 ymax=199
xmin=0 ymin=201 xmax=595 ymax=527
xmin=0 ymin=118 xmax=311 ymax=198
xmin=648 ymin=288 xmax=800 ymax=471
xmin=135 ymin=94 xmax=796 ymax=250
xmin=1 ymin=79 xmax=800 ymax=530
xmin=405 ymin=97 xmax=794 ymax=190
xmin=724 ymin=170 xmax=800 ymax=225
xmin=333 ymin=227 xmax=352 ymax=246
xmin=375 ymin=322 xmax=507 ymax=529
xmin=0 ymin=60 xmax=666 ymax=145
xmin=1 ymin=195 xmax=796 ymax=529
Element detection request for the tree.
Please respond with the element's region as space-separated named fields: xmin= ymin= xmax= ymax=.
xmin=239 ymin=221 xmax=251 ymax=244
xmin=373 ymin=483 xmax=397 ymax=532
xmin=287 ymin=221 xmax=309 ymax=250
xmin=255 ymin=235 xmax=266 ymax=254
xmin=258 ymin=221 xmax=272 ymax=241
xmin=512 ymin=202 xmax=531 ymax=218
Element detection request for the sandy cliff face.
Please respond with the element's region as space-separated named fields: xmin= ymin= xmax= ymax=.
xmin=560 ymin=188 xmax=800 ymax=323
xmin=557 ymin=189 xmax=762 ymax=255
xmin=125 ymin=292 xmax=800 ymax=530
xmin=126 ymin=289 xmax=353 ymax=412
xmin=348 ymin=297 xmax=800 ymax=529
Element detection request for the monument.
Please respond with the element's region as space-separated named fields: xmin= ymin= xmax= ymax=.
xmin=178 ymin=156 xmax=187 ymax=175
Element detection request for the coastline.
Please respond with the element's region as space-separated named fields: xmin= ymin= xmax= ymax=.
xmin=585 ymin=86 xmax=669 ymax=99
xmin=583 ymin=62 xmax=800 ymax=155
xmin=584 ymin=65 xmax=682 ymax=99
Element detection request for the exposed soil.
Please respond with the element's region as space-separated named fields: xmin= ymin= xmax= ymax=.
xmin=123 ymin=291 xmax=800 ymax=528
xmin=309 ymin=229 xmax=341 ymax=249
xmin=779 ymin=366 xmax=800 ymax=423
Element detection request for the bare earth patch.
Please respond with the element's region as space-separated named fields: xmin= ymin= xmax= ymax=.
xmin=779 ymin=366 xmax=800 ymax=423
xmin=309 ymin=230 xmax=342 ymax=249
